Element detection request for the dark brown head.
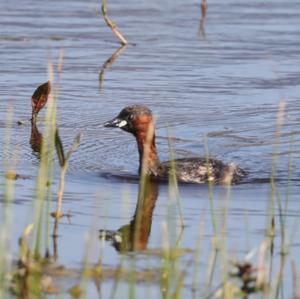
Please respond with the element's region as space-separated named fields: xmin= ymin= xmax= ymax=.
xmin=31 ymin=81 xmax=51 ymax=122
xmin=104 ymin=105 xmax=153 ymax=136
xmin=105 ymin=105 xmax=160 ymax=175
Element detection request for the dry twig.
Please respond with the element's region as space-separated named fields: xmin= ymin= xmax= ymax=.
xmin=101 ymin=0 xmax=128 ymax=45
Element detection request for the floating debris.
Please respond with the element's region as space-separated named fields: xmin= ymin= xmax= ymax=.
xmin=5 ymin=171 xmax=31 ymax=180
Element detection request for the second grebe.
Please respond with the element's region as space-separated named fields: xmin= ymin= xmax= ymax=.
xmin=104 ymin=105 xmax=246 ymax=184
xmin=31 ymin=81 xmax=51 ymax=123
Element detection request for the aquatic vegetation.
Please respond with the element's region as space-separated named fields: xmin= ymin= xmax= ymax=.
xmin=54 ymin=129 xmax=81 ymax=219
xmin=1 ymin=1 xmax=300 ymax=298
xmin=0 ymin=84 xmax=298 ymax=299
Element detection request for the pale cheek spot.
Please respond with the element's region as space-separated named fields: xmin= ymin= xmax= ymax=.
xmin=114 ymin=235 xmax=122 ymax=243
xmin=117 ymin=120 xmax=127 ymax=127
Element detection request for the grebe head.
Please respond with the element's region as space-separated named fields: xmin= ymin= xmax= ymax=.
xmin=104 ymin=105 xmax=159 ymax=175
xmin=31 ymin=81 xmax=51 ymax=123
xmin=104 ymin=105 xmax=153 ymax=135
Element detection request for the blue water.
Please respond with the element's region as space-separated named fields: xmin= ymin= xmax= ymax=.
xmin=0 ymin=0 xmax=300 ymax=298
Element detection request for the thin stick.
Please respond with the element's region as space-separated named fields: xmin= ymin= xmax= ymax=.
xmin=199 ymin=0 xmax=207 ymax=38
xmin=56 ymin=166 xmax=67 ymax=218
xmin=291 ymin=260 xmax=299 ymax=299
xmin=101 ymin=0 xmax=128 ymax=45
xmin=99 ymin=44 xmax=127 ymax=90
xmin=201 ymin=0 xmax=207 ymax=18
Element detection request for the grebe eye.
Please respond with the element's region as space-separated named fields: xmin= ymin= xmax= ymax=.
xmin=129 ymin=114 xmax=134 ymax=120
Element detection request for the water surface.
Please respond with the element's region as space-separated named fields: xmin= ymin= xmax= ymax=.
xmin=0 ymin=0 xmax=300 ymax=298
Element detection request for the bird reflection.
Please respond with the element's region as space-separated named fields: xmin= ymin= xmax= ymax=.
xmin=29 ymin=81 xmax=51 ymax=156
xmin=99 ymin=178 xmax=159 ymax=252
xmin=30 ymin=121 xmax=43 ymax=156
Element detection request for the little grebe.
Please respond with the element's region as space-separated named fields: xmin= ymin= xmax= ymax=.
xmin=31 ymin=81 xmax=51 ymax=123
xmin=104 ymin=105 xmax=247 ymax=184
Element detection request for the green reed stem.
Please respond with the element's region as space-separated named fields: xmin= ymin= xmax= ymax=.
xmin=129 ymin=257 xmax=136 ymax=299
xmin=191 ymin=215 xmax=205 ymax=294
xmin=204 ymin=248 xmax=219 ymax=298
xmin=167 ymin=128 xmax=184 ymax=228
xmin=274 ymin=253 xmax=287 ymax=299
xmin=266 ymin=101 xmax=285 ymax=239
xmin=276 ymin=134 xmax=295 ymax=256
xmin=32 ymin=64 xmax=56 ymax=259
xmin=273 ymin=126 xmax=296 ymax=299
xmin=203 ymin=135 xmax=218 ymax=235
xmin=0 ymin=107 xmax=15 ymax=297
xmin=219 ymin=186 xmax=232 ymax=298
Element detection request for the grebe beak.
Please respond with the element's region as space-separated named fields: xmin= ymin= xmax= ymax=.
xmin=104 ymin=117 xmax=127 ymax=128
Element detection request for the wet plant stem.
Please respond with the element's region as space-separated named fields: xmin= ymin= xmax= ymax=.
xmin=203 ymin=135 xmax=218 ymax=235
xmin=167 ymin=128 xmax=185 ymax=229
xmin=219 ymin=187 xmax=231 ymax=298
xmin=109 ymin=263 xmax=124 ymax=299
xmin=276 ymin=134 xmax=295 ymax=256
xmin=0 ymin=108 xmax=15 ymax=296
xmin=266 ymin=102 xmax=285 ymax=249
xmin=129 ymin=257 xmax=136 ymax=299
xmin=33 ymin=64 xmax=56 ymax=259
xmin=201 ymin=0 xmax=207 ymax=18
xmin=275 ymin=253 xmax=287 ymax=299
xmin=191 ymin=216 xmax=205 ymax=294
xmin=204 ymin=248 xmax=219 ymax=298
xmin=101 ymin=0 xmax=128 ymax=45
xmin=54 ymin=129 xmax=80 ymax=218
xmin=55 ymin=166 xmax=67 ymax=218
xmin=292 ymin=260 xmax=299 ymax=299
